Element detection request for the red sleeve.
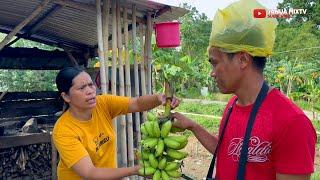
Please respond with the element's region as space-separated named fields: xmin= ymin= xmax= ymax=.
xmin=272 ymin=114 xmax=317 ymax=174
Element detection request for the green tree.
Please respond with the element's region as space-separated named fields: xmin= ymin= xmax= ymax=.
xmin=277 ymin=0 xmax=320 ymax=28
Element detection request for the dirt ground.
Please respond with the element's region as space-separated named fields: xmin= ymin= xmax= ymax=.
xmin=180 ymin=136 xmax=320 ymax=180
xmin=180 ymin=136 xmax=212 ymax=180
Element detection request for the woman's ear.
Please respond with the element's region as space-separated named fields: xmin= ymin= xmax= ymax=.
xmin=61 ymin=92 xmax=71 ymax=103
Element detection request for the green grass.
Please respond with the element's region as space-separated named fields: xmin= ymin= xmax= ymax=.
xmin=312 ymin=171 xmax=320 ymax=180
xmin=176 ymin=102 xmax=225 ymax=116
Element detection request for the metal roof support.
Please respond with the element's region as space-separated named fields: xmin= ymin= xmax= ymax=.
xmin=5 ymin=4 xmax=62 ymax=48
xmin=0 ymin=0 xmax=51 ymax=51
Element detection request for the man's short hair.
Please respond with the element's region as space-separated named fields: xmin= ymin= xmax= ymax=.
xmin=227 ymin=53 xmax=266 ymax=72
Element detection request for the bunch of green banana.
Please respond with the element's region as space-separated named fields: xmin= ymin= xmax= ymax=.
xmin=138 ymin=112 xmax=188 ymax=179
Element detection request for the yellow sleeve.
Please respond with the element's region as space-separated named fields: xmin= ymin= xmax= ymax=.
xmin=97 ymin=95 xmax=130 ymax=119
xmin=53 ymin=129 xmax=89 ymax=168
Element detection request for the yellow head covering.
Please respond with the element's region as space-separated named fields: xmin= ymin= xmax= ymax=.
xmin=209 ymin=0 xmax=278 ymax=57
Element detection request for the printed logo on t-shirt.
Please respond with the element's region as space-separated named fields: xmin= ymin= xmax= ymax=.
xmin=93 ymin=132 xmax=110 ymax=152
xmin=227 ymin=136 xmax=271 ymax=162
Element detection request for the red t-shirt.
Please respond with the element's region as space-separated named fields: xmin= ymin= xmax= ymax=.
xmin=215 ymin=88 xmax=317 ymax=180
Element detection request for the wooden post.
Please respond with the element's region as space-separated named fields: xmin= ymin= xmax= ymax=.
xmin=124 ymin=7 xmax=135 ymax=169
xmin=117 ymin=2 xmax=127 ymax=168
xmin=102 ymin=0 xmax=110 ymax=93
xmin=111 ymin=0 xmax=118 ymax=166
xmin=146 ymin=12 xmax=153 ymax=95
xmin=140 ymin=25 xmax=147 ymax=122
xmin=96 ymin=0 xmax=107 ymax=93
xmin=132 ymin=4 xmax=141 ymax=150
xmin=0 ymin=0 xmax=51 ymax=50
xmin=51 ymin=137 xmax=57 ymax=180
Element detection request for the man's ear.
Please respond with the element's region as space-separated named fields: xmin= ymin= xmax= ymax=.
xmin=61 ymin=92 xmax=71 ymax=103
xmin=238 ymin=52 xmax=251 ymax=69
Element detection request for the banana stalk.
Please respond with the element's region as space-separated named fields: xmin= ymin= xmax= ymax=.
xmin=163 ymin=80 xmax=173 ymax=118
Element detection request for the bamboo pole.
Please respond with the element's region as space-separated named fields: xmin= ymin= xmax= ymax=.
xmin=0 ymin=0 xmax=51 ymax=50
xmin=102 ymin=0 xmax=110 ymax=93
xmin=145 ymin=12 xmax=152 ymax=94
xmin=117 ymin=2 xmax=127 ymax=168
xmin=132 ymin=4 xmax=141 ymax=150
xmin=146 ymin=12 xmax=153 ymax=95
xmin=111 ymin=0 xmax=118 ymax=166
xmin=124 ymin=7 xmax=135 ymax=169
xmin=140 ymin=25 xmax=147 ymax=122
xmin=96 ymin=0 xmax=107 ymax=93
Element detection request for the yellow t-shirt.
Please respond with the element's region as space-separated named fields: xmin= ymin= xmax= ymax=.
xmin=52 ymin=95 xmax=130 ymax=179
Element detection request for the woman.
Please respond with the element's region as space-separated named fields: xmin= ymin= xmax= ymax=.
xmin=53 ymin=67 xmax=179 ymax=179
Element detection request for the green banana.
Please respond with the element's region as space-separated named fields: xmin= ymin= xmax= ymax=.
xmin=166 ymin=170 xmax=182 ymax=178
xmin=142 ymin=150 xmax=150 ymax=160
xmin=139 ymin=167 xmax=156 ymax=176
xmin=148 ymin=154 xmax=159 ymax=168
xmin=140 ymin=160 xmax=151 ymax=167
xmin=161 ymin=170 xmax=170 ymax=180
xmin=177 ymin=140 xmax=188 ymax=149
xmin=140 ymin=124 xmax=148 ymax=136
xmin=155 ymin=139 xmax=164 ymax=157
xmin=167 ymin=135 xmax=188 ymax=144
xmin=170 ymin=126 xmax=185 ymax=133
xmin=144 ymin=121 xmax=155 ymax=137
xmin=158 ymin=157 xmax=167 ymax=170
xmin=164 ymin=162 xmax=180 ymax=171
xmin=152 ymin=169 xmax=161 ymax=180
xmin=160 ymin=120 xmax=172 ymax=138
xmin=142 ymin=138 xmax=158 ymax=149
xmin=147 ymin=111 xmax=157 ymax=121
xmin=166 ymin=149 xmax=188 ymax=160
xmin=164 ymin=137 xmax=181 ymax=149
xmin=153 ymin=121 xmax=161 ymax=138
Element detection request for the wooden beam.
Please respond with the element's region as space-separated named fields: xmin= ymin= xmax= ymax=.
xmin=132 ymin=4 xmax=142 ymax=151
xmin=96 ymin=0 xmax=107 ymax=93
xmin=0 ymin=0 xmax=51 ymax=50
xmin=0 ymin=133 xmax=51 ymax=149
xmin=102 ymin=0 xmax=110 ymax=93
xmin=0 ymin=47 xmax=87 ymax=70
xmin=146 ymin=12 xmax=152 ymax=95
xmin=62 ymin=46 xmax=79 ymax=66
xmin=150 ymin=5 xmax=171 ymax=19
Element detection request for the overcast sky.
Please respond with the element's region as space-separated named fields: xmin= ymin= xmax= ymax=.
xmin=152 ymin=0 xmax=284 ymax=19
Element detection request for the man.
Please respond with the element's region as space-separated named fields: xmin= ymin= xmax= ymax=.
xmin=172 ymin=0 xmax=317 ymax=179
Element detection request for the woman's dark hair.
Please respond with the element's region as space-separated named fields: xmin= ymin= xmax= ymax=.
xmin=56 ymin=66 xmax=84 ymax=94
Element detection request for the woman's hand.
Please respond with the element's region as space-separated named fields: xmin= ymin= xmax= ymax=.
xmin=157 ymin=94 xmax=180 ymax=109
xmin=172 ymin=112 xmax=197 ymax=131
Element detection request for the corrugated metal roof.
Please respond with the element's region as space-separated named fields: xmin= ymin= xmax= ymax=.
xmin=0 ymin=0 xmax=188 ymax=52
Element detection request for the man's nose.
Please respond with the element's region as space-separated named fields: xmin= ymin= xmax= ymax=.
xmin=210 ymin=70 xmax=216 ymax=78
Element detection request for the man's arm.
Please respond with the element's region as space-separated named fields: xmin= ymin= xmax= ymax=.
xmin=172 ymin=112 xmax=218 ymax=154
xmin=191 ymin=123 xmax=219 ymax=154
